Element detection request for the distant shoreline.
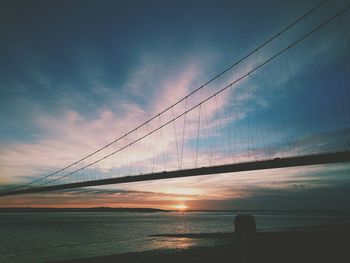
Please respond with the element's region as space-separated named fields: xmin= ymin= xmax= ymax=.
xmin=0 ymin=207 xmax=169 ymax=213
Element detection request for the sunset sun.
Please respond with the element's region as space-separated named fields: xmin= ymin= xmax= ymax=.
xmin=173 ymin=204 xmax=188 ymax=211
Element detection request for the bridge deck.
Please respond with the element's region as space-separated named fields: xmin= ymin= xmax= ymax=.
xmin=1 ymin=150 xmax=349 ymax=197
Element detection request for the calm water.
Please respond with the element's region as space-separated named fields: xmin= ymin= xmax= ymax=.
xmin=1 ymin=211 xmax=350 ymax=263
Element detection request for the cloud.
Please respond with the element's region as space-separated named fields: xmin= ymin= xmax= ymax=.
xmin=186 ymin=183 xmax=350 ymax=210
xmin=0 ymin=187 xmax=200 ymax=209
xmin=0 ymin=53 xmax=227 ymax=183
xmin=2 ymin=45 xmax=270 ymax=188
xmin=1 ymin=39 xmax=348 ymax=190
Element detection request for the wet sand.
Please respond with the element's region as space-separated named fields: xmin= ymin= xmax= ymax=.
xmin=51 ymin=225 xmax=350 ymax=263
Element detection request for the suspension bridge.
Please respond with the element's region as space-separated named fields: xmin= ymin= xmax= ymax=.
xmin=1 ymin=0 xmax=350 ymax=197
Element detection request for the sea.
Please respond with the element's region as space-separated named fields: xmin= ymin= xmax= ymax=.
xmin=1 ymin=211 xmax=350 ymax=263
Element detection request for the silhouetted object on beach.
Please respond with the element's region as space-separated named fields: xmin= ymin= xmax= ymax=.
xmin=235 ymin=214 xmax=256 ymax=263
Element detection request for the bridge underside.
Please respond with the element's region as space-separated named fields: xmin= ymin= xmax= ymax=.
xmin=1 ymin=150 xmax=349 ymax=197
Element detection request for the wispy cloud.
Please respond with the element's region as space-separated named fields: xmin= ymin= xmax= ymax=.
xmin=0 ymin=187 xmax=200 ymax=209
xmin=0 ymin=53 xmax=227 ymax=183
xmin=1 ymin=32 xmax=349 ymax=189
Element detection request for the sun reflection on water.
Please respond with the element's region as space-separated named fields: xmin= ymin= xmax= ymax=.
xmin=149 ymin=237 xmax=196 ymax=250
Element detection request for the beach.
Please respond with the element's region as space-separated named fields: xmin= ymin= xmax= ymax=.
xmin=52 ymin=225 xmax=350 ymax=263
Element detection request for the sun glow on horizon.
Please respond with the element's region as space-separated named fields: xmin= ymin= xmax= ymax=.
xmin=173 ymin=204 xmax=188 ymax=210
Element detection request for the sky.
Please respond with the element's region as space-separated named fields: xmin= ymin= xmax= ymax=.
xmin=1 ymin=0 xmax=350 ymax=210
